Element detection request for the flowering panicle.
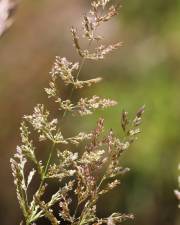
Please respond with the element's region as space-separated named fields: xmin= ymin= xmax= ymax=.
xmin=121 ymin=105 xmax=145 ymax=143
xmin=71 ymin=0 xmax=122 ymax=60
xmin=10 ymin=1 xmax=144 ymax=225
xmin=46 ymin=56 xmax=102 ymax=93
xmin=46 ymin=58 xmax=116 ymax=116
xmin=47 ymin=150 xmax=78 ymax=180
xmin=76 ymin=96 xmax=117 ymax=116
xmin=10 ymin=148 xmax=29 ymax=218
xmin=59 ymin=193 xmax=74 ymax=223
xmin=24 ymin=104 xmax=66 ymax=144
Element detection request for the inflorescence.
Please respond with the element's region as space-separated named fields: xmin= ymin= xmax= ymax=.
xmin=10 ymin=1 xmax=145 ymax=224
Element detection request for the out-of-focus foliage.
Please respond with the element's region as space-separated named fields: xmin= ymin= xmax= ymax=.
xmin=0 ymin=0 xmax=18 ymax=37
xmin=0 ymin=0 xmax=180 ymax=225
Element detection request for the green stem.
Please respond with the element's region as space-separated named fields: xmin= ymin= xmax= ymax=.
xmin=43 ymin=142 xmax=56 ymax=179
xmin=97 ymin=175 xmax=106 ymax=191
xmin=61 ymin=39 xmax=93 ymax=120
xmin=36 ymin=42 xmax=93 ymax=196
xmin=31 ymin=25 xmax=96 ymax=225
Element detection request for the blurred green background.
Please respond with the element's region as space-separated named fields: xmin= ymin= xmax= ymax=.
xmin=0 ymin=0 xmax=180 ymax=224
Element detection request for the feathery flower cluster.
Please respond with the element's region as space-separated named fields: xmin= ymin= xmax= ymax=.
xmin=71 ymin=0 xmax=122 ymax=60
xmin=10 ymin=1 xmax=144 ymax=225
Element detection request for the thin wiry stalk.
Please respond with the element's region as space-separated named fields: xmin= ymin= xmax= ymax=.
xmin=43 ymin=40 xmax=93 ymax=186
xmin=43 ymin=30 xmax=96 ymax=184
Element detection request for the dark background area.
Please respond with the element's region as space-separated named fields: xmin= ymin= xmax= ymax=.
xmin=0 ymin=0 xmax=180 ymax=224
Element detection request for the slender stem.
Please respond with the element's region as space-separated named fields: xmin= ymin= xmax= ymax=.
xmin=77 ymin=199 xmax=96 ymax=225
xmin=76 ymin=175 xmax=105 ymax=224
xmin=22 ymin=172 xmax=29 ymax=205
xmin=43 ymin=142 xmax=56 ymax=179
xmin=38 ymin=52 xmax=89 ymax=187
xmin=60 ymin=57 xmax=85 ymax=120
xmin=61 ymin=39 xmax=93 ymax=120
xmin=37 ymin=40 xmax=93 ymax=193
xmin=97 ymin=175 xmax=106 ymax=191
xmin=32 ymin=10 xmax=101 ymax=223
xmin=73 ymin=197 xmax=87 ymax=219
